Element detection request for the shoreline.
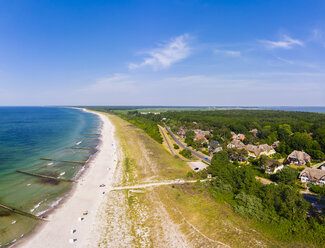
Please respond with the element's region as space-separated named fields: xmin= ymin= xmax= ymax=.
xmin=14 ymin=109 xmax=118 ymax=248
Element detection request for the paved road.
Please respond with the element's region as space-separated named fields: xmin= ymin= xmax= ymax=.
xmin=303 ymin=194 xmax=325 ymax=210
xmin=164 ymin=124 xmax=211 ymax=164
xmin=158 ymin=125 xmax=175 ymax=155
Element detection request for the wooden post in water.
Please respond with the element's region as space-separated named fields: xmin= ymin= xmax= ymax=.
xmin=0 ymin=203 xmax=48 ymax=221
xmin=16 ymin=170 xmax=75 ymax=182
xmin=71 ymin=147 xmax=97 ymax=150
xmin=40 ymin=158 xmax=86 ymax=165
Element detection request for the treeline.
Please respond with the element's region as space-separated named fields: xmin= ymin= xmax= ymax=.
xmin=118 ymin=111 xmax=163 ymax=144
xmin=207 ymin=151 xmax=325 ymax=245
xmin=86 ymin=108 xmax=163 ymax=144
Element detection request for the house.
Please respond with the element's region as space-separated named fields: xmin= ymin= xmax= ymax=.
xmin=209 ymin=140 xmax=220 ymax=148
xmin=231 ymin=132 xmax=245 ymax=141
xmin=320 ymin=162 xmax=325 ymax=171
xmin=250 ymin=128 xmax=258 ymax=138
xmin=209 ymin=140 xmax=222 ymax=153
xmin=194 ymin=135 xmax=208 ymax=144
xmin=245 ymin=144 xmax=276 ymax=158
xmin=245 ymin=144 xmax=259 ymax=158
xmin=299 ymin=167 xmax=325 ymax=185
xmin=193 ymin=129 xmax=210 ymax=143
xmin=177 ymin=129 xmax=185 ymax=138
xmin=271 ymin=141 xmax=280 ymax=149
xmin=287 ymin=150 xmax=311 ymax=165
xmin=227 ymin=140 xmax=246 ymax=149
xmin=212 ymin=147 xmax=223 ymax=153
xmin=231 ymin=131 xmax=237 ymax=140
xmin=258 ymin=144 xmax=276 ymax=157
xmin=194 ymin=129 xmax=210 ymax=137
xmin=264 ymin=158 xmax=283 ymax=174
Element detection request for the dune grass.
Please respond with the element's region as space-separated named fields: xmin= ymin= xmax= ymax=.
xmin=97 ymin=111 xmax=318 ymax=248
xmin=104 ymin=113 xmax=191 ymax=183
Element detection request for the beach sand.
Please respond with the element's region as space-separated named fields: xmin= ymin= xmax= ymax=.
xmin=18 ymin=110 xmax=117 ymax=248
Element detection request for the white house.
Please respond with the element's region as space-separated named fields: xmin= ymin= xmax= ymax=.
xmin=299 ymin=167 xmax=325 ymax=185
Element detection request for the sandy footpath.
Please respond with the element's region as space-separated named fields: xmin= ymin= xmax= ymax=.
xmin=18 ymin=109 xmax=117 ymax=248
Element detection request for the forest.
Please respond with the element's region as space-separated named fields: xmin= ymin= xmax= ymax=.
xmin=207 ymin=151 xmax=325 ymax=245
xmin=89 ymin=108 xmax=325 ymax=161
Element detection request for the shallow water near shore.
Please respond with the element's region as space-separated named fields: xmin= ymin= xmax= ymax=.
xmin=0 ymin=107 xmax=100 ymax=247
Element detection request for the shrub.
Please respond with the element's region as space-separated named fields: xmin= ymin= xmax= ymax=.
xmin=309 ymin=184 xmax=325 ymax=197
xmin=173 ymin=144 xmax=179 ymax=149
xmin=274 ymin=167 xmax=298 ymax=185
xmin=180 ymin=149 xmax=192 ymax=159
xmin=186 ymin=172 xmax=193 ymax=178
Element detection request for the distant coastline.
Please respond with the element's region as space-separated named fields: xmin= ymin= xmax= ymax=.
xmin=82 ymin=105 xmax=325 ymax=114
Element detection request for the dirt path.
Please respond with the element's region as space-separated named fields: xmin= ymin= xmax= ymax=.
xmin=111 ymin=179 xmax=211 ymax=191
xmin=90 ymin=113 xmax=233 ymax=248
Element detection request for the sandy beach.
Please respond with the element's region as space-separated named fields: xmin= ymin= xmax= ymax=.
xmin=18 ymin=110 xmax=117 ymax=248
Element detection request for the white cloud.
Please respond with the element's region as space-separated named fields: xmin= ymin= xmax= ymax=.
xmin=84 ymin=74 xmax=135 ymax=92
xmin=275 ymin=57 xmax=318 ymax=68
xmin=129 ymin=34 xmax=191 ymax=70
xmin=260 ymin=35 xmax=304 ymax=49
xmin=214 ymin=49 xmax=241 ymax=57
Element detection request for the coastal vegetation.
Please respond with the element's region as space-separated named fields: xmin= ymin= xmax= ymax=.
xmin=99 ymin=112 xmax=283 ymax=246
xmin=90 ymin=108 xmax=163 ymax=144
xmin=173 ymin=144 xmax=179 ymax=149
xmin=309 ymin=184 xmax=325 ymax=197
xmin=105 ymin=112 xmax=190 ymax=182
xmin=91 ymin=108 xmax=325 ymax=247
xmin=208 ymin=151 xmax=325 ymax=245
xmin=91 ymin=107 xmax=325 ymax=162
xmin=160 ymin=109 xmax=325 ymax=160
xmin=179 ymin=149 xmax=192 ymax=159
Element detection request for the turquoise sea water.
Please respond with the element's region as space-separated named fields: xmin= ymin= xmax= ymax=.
xmin=0 ymin=107 xmax=100 ymax=247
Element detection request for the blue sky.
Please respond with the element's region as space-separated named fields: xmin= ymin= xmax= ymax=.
xmin=0 ymin=0 xmax=324 ymax=106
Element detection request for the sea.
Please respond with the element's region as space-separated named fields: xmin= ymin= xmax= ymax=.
xmin=261 ymin=106 xmax=325 ymax=113
xmin=0 ymin=107 xmax=100 ymax=247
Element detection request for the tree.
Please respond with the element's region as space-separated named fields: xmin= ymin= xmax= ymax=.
xmin=309 ymin=184 xmax=325 ymax=197
xmin=179 ymin=149 xmax=192 ymax=159
xmin=308 ymin=150 xmax=325 ymax=160
xmin=278 ymin=124 xmax=292 ymax=140
xmin=273 ymin=184 xmax=309 ymax=220
xmin=260 ymin=127 xmax=271 ymax=139
xmin=225 ymin=148 xmax=247 ymax=162
xmin=287 ymin=132 xmax=312 ymax=151
xmin=314 ymin=127 xmax=325 ymax=151
xmin=275 ymin=167 xmax=298 ymax=185
xmin=276 ymin=140 xmax=290 ymax=155
xmin=173 ymin=144 xmax=179 ymax=149
xmin=208 ymin=151 xmax=232 ymax=176
xmin=185 ymin=130 xmax=195 ymax=139
xmin=259 ymin=155 xmax=269 ymax=168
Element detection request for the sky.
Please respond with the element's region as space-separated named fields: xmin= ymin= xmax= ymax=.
xmin=0 ymin=0 xmax=324 ymax=106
